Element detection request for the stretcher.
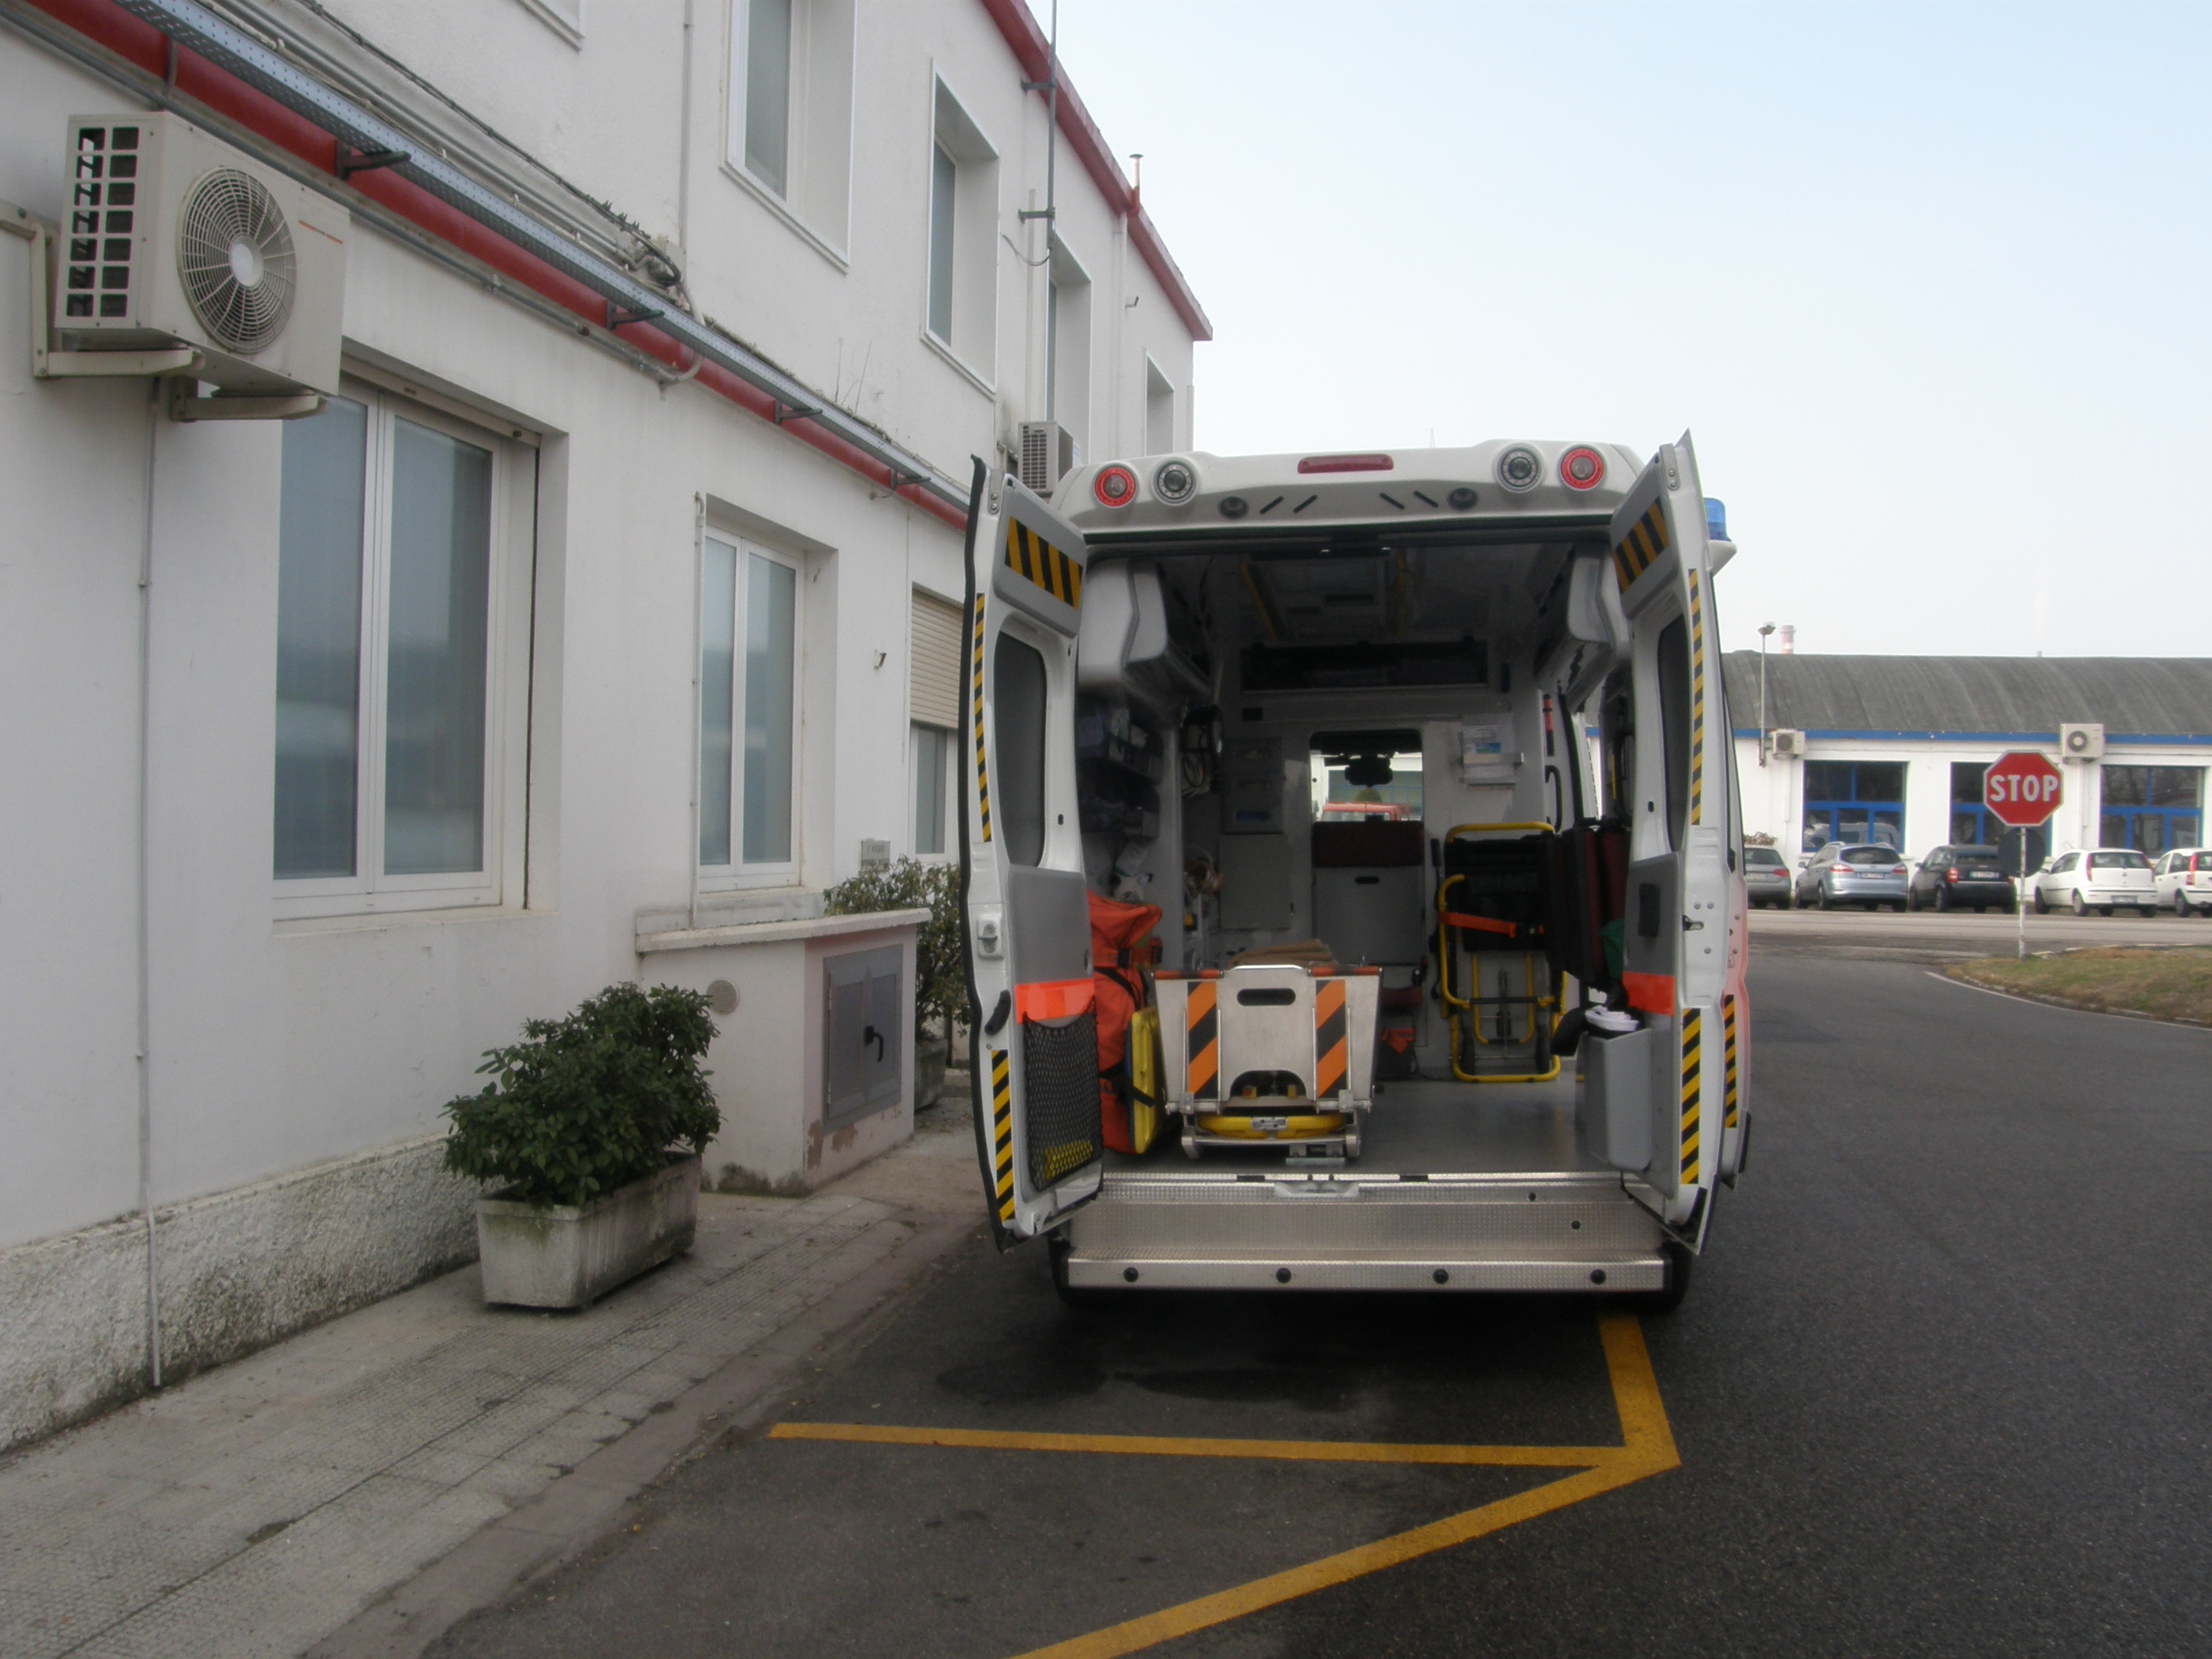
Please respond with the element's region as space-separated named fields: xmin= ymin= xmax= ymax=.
xmin=1153 ymin=963 xmax=1381 ymax=1162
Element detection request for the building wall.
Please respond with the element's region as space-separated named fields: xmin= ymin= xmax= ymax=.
xmin=0 ymin=0 xmax=1201 ymax=1444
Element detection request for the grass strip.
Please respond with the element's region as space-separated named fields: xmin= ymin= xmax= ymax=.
xmin=1946 ymin=945 xmax=2212 ymax=1028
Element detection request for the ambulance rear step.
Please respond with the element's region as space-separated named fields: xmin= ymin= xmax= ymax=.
xmin=1061 ymin=1170 xmax=1668 ymax=1292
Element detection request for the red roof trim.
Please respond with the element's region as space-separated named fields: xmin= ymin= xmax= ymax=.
xmin=974 ymin=0 xmax=1214 ymax=343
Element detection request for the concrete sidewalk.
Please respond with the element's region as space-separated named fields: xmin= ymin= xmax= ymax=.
xmin=0 ymin=1088 xmax=985 ymax=1659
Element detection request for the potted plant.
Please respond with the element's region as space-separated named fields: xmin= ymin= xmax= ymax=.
xmin=444 ymin=983 xmax=721 ymax=1309
xmin=824 ymin=857 xmax=963 ymax=1107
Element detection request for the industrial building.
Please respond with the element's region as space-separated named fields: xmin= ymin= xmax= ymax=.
xmin=1725 ymin=653 xmax=2212 ymax=870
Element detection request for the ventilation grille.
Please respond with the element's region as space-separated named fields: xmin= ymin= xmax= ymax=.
xmin=178 ymin=168 xmax=297 ymax=354
xmin=63 ymin=122 xmax=142 ymax=322
xmin=1018 ymin=421 xmax=1077 ymax=495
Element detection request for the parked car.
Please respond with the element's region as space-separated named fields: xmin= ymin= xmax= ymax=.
xmin=1743 ymin=845 xmax=1793 ymax=908
xmin=1794 ymin=842 xmax=1911 ymax=911
xmin=1906 ymin=844 xmax=2018 ymax=913
xmin=2029 ymin=848 xmax=2157 ymax=915
xmin=2151 ymin=848 xmax=2212 ymax=917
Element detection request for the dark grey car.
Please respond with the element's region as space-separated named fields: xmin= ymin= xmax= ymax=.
xmin=1907 ymin=844 xmax=2017 ymax=913
xmin=1743 ymin=845 xmax=1793 ymax=908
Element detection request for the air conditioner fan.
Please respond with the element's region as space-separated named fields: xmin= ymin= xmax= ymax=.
xmin=177 ymin=167 xmax=297 ymax=354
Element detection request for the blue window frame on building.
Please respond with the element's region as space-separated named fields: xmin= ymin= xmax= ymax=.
xmin=1950 ymin=762 xmax=2049 ymax=872
xmin=1802 ymin=760 xmax=1905 ymax=850
xmin=2100 ymin=766 xmax=2203 ymax=855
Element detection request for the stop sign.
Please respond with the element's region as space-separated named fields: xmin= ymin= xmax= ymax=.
xmin=1983 ymin=750 xmax=2063 ymax=827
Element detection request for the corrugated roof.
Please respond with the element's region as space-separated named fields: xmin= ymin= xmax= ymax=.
xmin=1719 ymin=655 xmax=2212 ymax=738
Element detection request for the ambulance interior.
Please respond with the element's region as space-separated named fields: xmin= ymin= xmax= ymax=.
xmin=1074 ymin=536 xmax=1632 ymax=1178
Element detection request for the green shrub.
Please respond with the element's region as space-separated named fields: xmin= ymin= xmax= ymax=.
xmin=441 ymin=983 xmax=721 ymax=1209
xmin=823 ymin=858 xmax=963 ymax=1046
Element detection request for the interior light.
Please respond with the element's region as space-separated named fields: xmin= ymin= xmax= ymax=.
xmin=1093 ymin=464 xmax=1137 ymax=508
xmin=1559 ymin=446 xmax=1605 ymax=491
xmin=1296 ymin=454 xmax=1394 ymax=474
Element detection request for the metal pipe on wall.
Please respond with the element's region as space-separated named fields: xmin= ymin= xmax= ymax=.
xmin=137 ymin=379 xmax=161 ymax=1390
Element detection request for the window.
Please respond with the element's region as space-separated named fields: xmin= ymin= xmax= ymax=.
xmin=728 ymin=0 xmax=855 ymax=248
xmin=275 ymin=385 xmax=524 ymax=914
xmin=909 ymin=590 xmax=963 ymax=858
xmin=993 ymin=631 xmax=1048 ymax=867
xmin=1047 ymin=240 xmax=1091 ymax=449
xmin=1802 ymin=760 xmax=1905 ymax=850
xmin=1949 ymin=760 xmax=2048 ymax=873
xmin=2100 ymin=765 xmax=2203 ymax=855
xmin=700 ymin=534 xmax=800 ymax=876
xmin=1144 ymin=356 xmax=1175 ymax=454
xmin=925 ymin=77 xmax=999 ymax=377
xmin=1309 ymin=749 xmax=1421 ymax=820
xmin=1655 ymin=616 xmax=1691 ymax=850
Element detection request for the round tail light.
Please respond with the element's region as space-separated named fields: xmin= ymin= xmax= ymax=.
xmin=1092 ymin=464 xmax=1137 ymax=508
xmin=1559 ymin=446 xmax=1606 ymax=490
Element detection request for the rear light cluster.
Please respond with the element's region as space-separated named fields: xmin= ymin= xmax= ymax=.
xmin=1559 ymin=446 xmax=1606 ymax=490
xmin=1092 ymin=464 xmax=1137 ymax=508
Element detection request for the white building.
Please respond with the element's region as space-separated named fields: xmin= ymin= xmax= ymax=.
xmin=1725 ymin=653 xmax=2212 ymax=870
xmin=0 ymin=0 xmax=1206 ymax=1449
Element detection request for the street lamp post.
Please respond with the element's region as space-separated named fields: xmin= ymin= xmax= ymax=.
xmin=1757 ymin=622 xmax=1776 ymax=766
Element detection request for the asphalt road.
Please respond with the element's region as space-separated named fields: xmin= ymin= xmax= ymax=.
xmin=431 ymin=944 xmax=2212 ymax=1658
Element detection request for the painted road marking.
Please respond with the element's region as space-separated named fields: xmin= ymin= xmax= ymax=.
xmin=768 ymin=1311 xmax=1677 ymax=1658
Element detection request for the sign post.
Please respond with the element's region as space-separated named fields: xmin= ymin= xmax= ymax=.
xmin=1983 ymin=750 xmax=2064 ymax=960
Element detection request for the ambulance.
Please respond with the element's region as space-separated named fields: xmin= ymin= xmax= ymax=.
xmin=958 ymin=436 xmax=1749 ymax=1308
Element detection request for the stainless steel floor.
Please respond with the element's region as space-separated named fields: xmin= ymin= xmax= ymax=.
xmin=1108 ymin=1075 xmax=1606 ymax=1177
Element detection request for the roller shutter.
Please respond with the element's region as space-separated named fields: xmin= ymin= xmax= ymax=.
xmin=910 ymin=589 xmax=963 ymax=730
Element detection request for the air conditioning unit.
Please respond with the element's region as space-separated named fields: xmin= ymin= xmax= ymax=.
xmin=2059 ymin=722 xmax=2105 ymax=760
xmin=1018 ymin=420 xmax=1080 ymax=495
xmin=1769 ymin=729 xmax=1804 ymax=758
xmin=55 ymin=112 xmax=346 ymax=397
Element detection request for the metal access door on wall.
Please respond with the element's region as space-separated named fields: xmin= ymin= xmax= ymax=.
xmin=824 ymin=945 xmax=903 ymax=1131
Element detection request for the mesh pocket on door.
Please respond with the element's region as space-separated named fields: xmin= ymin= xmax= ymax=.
xmin=1022 ymin=1011 xmax=1103 ymax=1187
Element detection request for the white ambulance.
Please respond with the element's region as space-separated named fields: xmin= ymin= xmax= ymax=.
xmin=958 ymin=436 xmax=1750 ymax=1308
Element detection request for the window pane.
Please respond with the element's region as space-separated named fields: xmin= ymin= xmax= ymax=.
xmin=742 ymin=552 xmax=796 ymax=864
xmin=2151 ymin=767 xmax=2202 ymax=808
xmin=927 ymin=143 xmax=956 ymax=343
xmin=994 ymin=633 xmax=1048 ymax=867
xmin=699 ymin=536 xmax=737 ymax=866
xmin=1856 ymin=762 xmax=1906 ymax=802
xmin=384 ymin=418 xmax=491 ymax=876
xmin=275 ymin=396 xmax=367 ymax=878
xmin=1950 ymin=761 xmax=1987 ymax=805
xmin=2102 ymin=765 xmax=2149 ymax=806
xmin=745 ymin=0 xmax=791 ymax=194
xmin=1655 ymin=616 xmax=1690 ymax=850
xmin=914 ymin=726 xmax=947 ymax=855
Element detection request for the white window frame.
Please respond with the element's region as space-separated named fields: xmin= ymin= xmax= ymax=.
xmin=1144 ymin=354 xmax=1177 ymax=454
xmin=274 ymin=379 xmax=531 ymax=922
xmin=921 ymin=71 xmax=999 ymax=391
xmin=698 ymin=530 xmax=805 ymax=891
xmin=725 ymin=0 xmax=858 ymax=263
xmin=1047 ymin=235 xmax=1092 ymax=451
xmin=911 ymin=723 xmax=955 ymax=861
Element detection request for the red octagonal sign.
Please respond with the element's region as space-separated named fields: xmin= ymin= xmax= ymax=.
xmin=1984 ymin=750 xmax=2064 ymax=827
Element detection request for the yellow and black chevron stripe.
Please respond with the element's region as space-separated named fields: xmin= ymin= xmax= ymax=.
xmin=1722 ymin=994 xmax=1740 ymax=1132
xmin=1186 ymin=980 xmax=1219 ymax=1101
xmin=1612 ymin=498 xmax=1669 ymax=593
xmin=970 ymin=594 xmax=991 ymax=844
xmin=990 ymin=1048 xmax=1015 ymax=1223
xmin=1689 ymin=568 xmax=1706 ymax=822
xmin=1679 ymin=1008 xmax=1702 ymax=1187
xmin=1005 ymin=518 xmax=1083 ymax=608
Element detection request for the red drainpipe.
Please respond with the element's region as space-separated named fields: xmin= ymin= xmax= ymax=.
xmin=20 ymin=0 xmax=971 ymax=531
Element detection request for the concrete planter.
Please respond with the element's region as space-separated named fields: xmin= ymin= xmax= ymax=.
xmin=475 ymin=1154 xmax=700 ymax=1310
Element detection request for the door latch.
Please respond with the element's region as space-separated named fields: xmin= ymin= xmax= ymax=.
xmin=1681 ymin=917 xmax=1705 ymax=932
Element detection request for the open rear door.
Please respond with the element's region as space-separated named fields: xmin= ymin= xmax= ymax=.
xmin=1606 ymin=434 xmax=1737 ymax=1241
xmin=958 ymin=463 xmax=1102 ymax=1244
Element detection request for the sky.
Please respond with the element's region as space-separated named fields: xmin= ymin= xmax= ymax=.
xmin=1052 ymin=1 xmax=2212 ymax=659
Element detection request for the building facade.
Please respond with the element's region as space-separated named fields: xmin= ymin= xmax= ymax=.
xmin=0 ymin=0 xmax=1206 ymax=1449
xmin=1725 ymin=653 xmax=2212 ymax=870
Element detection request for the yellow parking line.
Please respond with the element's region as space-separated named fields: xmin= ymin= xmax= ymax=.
xmin=767 ymin=1421 xmax=1632 ymax=1468
xmin=766 ymin=1311 xmax=1676 ymax=1659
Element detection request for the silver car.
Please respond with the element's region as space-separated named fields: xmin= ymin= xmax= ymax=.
xmin=1794 ymin=841 xmax=1911 ymax=911
xmin=1743 ymin=845 xmax=1794 ymax=908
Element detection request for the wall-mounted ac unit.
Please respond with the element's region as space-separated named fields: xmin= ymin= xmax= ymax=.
xmin=1018 ymin=420 xmax=1079 ymax=495
xmin=55 ymin=112 xmax=346 ymax=397
xmin=1770 ymin=729 xmax=1804 ymax=757
xmin=2059 ymin=722 xmax=2105 ymax=760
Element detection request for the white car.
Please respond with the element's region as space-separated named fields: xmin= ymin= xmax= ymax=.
xmin=2152 ymin=848 xmax=2212 ymax=917
xmin=2030 ymin=848 xmax=2157 ymax=916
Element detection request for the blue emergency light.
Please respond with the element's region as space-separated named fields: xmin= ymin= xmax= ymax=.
xmin=1704 ymin=498 xmax=1728 ymax=541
